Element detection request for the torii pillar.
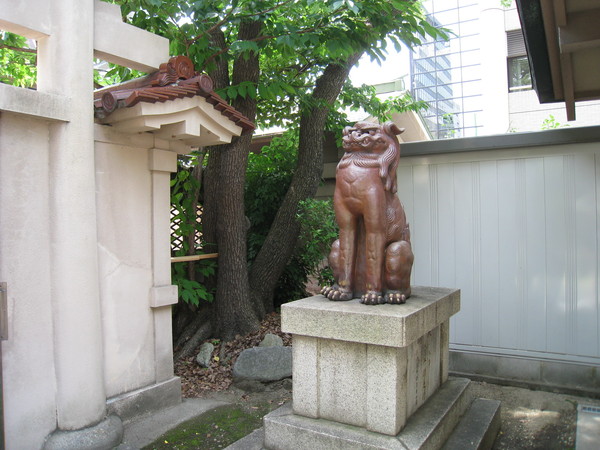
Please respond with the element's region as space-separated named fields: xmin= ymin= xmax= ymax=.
xmin=32 ymin=1 xmax=169 ymax=448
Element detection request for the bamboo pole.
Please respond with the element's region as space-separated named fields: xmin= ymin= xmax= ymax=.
xmin=170 ymin=253 xmax=218 ymax=263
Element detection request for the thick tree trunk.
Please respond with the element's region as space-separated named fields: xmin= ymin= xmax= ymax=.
xmin=203 ymin=22 xmax=263 ymax=340
xmin=203 ymin=29 xmax=229 ymax=255
xmin=249 ymin=53 xmax=363 ymax=312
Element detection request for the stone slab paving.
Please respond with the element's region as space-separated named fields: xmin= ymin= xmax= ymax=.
xmin=576 ymin=404 xmax=600 ymax=450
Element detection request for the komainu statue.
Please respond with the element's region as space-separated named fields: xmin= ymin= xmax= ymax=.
xmin=321 ymin=121 xmax=414 ymax=305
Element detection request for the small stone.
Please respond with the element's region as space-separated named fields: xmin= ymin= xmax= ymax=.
xmin=259 ymin=333 xmax=284 ymax=347
xmin=195 ymin=342 xmax=215 ymax=368
xmin=233 ymin=346 xmax=292 ymax=382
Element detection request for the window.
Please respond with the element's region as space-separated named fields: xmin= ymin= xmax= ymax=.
xmin=508 ymin=56 xmax=532 ymax=91
xmin=506 ymin=29 xmax=532 ymax=92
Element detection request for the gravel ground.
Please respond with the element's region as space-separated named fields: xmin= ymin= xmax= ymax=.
xmin=470 ymin=381 xmax=600 ymax=449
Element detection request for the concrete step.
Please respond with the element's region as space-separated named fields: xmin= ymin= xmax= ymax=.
xmin=442 ymin=398 xmax=501 ymax=450
xmin=257 ymin=377 xmax=472 ymax=449
xmin=396 ymin=377 xmax=472 ymax=449
xmin=226 ymin=377 xmax=478 ymax=449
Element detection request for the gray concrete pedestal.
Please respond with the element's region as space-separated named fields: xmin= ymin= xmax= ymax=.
xmin=265 ymin=286 xmax=465 ymax=449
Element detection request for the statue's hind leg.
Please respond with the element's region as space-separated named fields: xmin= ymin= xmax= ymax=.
xmin=384 ymin=240 xmax=414 ymax=304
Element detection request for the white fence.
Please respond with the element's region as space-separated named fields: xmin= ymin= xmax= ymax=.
xmin=400 ymin=127 xmax=600 ymax=368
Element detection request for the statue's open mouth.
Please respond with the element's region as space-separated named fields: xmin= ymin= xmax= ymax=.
xmin=343 ymin=134 xmax=385 ymax=149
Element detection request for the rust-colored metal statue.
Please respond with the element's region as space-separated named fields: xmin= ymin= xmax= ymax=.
xmin=321 ymin=121 xmax=414 ymax=305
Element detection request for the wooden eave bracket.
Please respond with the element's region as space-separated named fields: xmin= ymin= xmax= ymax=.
xmin=558 ymin=9 xmax=600 ymax=54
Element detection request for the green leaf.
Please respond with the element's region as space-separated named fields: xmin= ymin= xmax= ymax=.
xmin=238 ymin=83 xmax=247 ymax=98
xmin=227 ymin=86 xmax=238 ymax=99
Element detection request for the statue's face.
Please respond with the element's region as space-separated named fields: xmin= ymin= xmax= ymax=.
xmin=342 ymin=122 xmax=388 ymax=153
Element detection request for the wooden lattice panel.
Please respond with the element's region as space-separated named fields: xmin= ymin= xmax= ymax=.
xmin=170 ymin=204 xmax=203 ymax=253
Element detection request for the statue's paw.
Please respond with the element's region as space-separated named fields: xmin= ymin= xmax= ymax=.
xmin=360 ymin=291 xmax=384 ymax=305
xmin=321 ymin=286 xmax=333 ymax=297
xmin=385 ymin=290 xmax=410 ymax=304
xmin=322 ymin=285 xmax=353 ymax=301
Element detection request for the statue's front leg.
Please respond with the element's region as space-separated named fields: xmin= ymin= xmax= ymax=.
xmin=322 ymin=204 xmax=356 ymax=301
xmin=321 ymin=239 xmax=353 ymax=301
xmin=334 ymin=217 xmax=357 ymax=300
xmin=360 ymin=198 xmax=386 ymax=305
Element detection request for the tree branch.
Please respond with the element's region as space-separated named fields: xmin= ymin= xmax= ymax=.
xmin=249 ymin=52 xmax=363 ymax=312
xmin=0 ymin=44 xmax=36 ymax=54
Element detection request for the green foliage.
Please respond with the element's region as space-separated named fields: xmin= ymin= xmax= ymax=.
xmin=245 ymin=133 xmax=339 ymax=304
xmin=174 ymin=271 xmax=215 ymax=306
xmin=94 ymin=61 xmax=145 ymax=87
xmin=246 ymin=131 xmax=299 ymax=260
xmin=296 ymin=198 xmax=338 ymax=286
xmin=329 ymin=83 xmax=428 ymax=144
xmin=114 ymin=0 xmax=447 ymax=130
xmin=541 ymin=114 xmax=569 ymax=130
xmin=0 ymin=31 xmax=36 ymax=87
xmin=170 ymin=154 xmax=216 ymax=306
xmin=245 ymin=131 xmax=310 ymax=304
xmin=171 ymin=165 xmax=200 ymax=241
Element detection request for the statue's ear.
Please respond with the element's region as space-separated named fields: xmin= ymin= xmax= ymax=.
xmin=383 ymin=122 xmax=405 ymax=136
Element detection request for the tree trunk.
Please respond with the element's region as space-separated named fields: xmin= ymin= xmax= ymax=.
xmin=203 ymin=29 xmax=229 ymax=255
xmin=249 ymin=53 xmax=363 ymax=312
xmin=173 ymin=303 xmax=210 ymax=353
xmin=203 ymin=22 xmax=263 ymax=340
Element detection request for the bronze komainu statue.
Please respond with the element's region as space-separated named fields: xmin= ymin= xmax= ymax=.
xmin=322 ymin=121 xmax=414 ymax=305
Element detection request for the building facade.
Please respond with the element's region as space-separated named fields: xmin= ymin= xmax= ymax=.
xmin=411 ymin=1 xmax=600 ymax=139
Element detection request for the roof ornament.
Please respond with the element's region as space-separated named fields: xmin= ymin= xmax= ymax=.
xmin=152 ymin=56 xmax=196 ymax=87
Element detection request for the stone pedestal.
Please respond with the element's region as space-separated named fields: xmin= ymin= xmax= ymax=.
xmin=265 ymin=286 xmax=461 ymax=449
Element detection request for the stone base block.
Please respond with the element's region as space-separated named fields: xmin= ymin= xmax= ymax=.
xmin=282 ymin=287 xmax=460 ymax=436
xmin=43 ymin=415 xmax=123 ymax=450
xmin=106 ymin=376 xmax=181 ymax=423
xmin=263 ymin=377 xmax=472 ymax=450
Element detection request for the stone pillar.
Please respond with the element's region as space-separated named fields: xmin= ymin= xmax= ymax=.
xmin=149 ymin=148 xmax=179 ymax=383
xmin=37 ymin=0 xmax=121 ymax=447
xmin=479 ymin=4 xmax=510 ymax=134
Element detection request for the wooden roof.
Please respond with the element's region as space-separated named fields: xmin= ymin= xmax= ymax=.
xmin=94 ymin=56 xmax=255 ymax=132
xmin=517 ymin=0 xmax=600 ymax=121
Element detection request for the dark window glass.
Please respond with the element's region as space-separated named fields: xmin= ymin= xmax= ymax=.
xmin=508 ymin=56 xmax=532 ymax=91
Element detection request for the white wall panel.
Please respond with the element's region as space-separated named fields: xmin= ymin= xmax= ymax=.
xmin=398 ymin=143 xmax=600 ymax=364
xmin=452 ymin=163 xmax=476 ymax=345
xmin=523 ymin=158 xmax=547 ymax=353
xmin=573 ymin=154 xmax=598 ymax=357
xmin=544 ymin=156 xmax=568 ymax=355
xmin=478 ymin=161 xmax=500 ymax=347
